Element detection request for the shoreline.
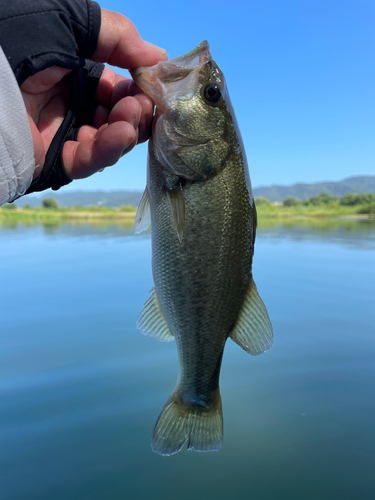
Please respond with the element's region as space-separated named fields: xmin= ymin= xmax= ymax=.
xmin=0 ymin=207 xmax=373 ymax=228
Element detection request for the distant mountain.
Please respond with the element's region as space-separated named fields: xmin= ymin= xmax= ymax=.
xmin=14 ymin=175 xmax=375 ymax=207
xmin=16 ymin=190 xmax=144 ymax=208
xmin=253 ymin=175 xmax=375 ymax=202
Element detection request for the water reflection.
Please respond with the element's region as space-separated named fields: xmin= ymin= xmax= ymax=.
xmin=257 ymin=218 xmax=375 ymax=249
xmin=1 ymin=217 xmax=374 ymax=247
xmin=0 ymin=217 xmax=135 ymax=234
xmin=0 ymin=221 xmax=141 ymax=240
xmin=1 ymin=217 xmax=374 ymax=500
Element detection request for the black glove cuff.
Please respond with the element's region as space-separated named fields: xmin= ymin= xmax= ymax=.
xmin=25 ymin=60 xmax=105 ymax=194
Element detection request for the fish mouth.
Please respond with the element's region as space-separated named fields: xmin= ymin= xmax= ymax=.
xmin=130 ymin=41 xmax=212 ymax=110
xmin=164 ymin=40 xmax=211 ymax=66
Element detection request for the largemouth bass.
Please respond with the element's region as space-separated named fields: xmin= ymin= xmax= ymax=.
xmin=131 ymin=41 xmax=273 ymax=456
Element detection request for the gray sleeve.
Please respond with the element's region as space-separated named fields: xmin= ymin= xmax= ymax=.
xmin=0 ymin=45 xmax=36 ymax=206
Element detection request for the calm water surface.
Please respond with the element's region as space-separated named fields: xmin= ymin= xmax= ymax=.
xmin=0 ymin=220 xmax=374 ymax=500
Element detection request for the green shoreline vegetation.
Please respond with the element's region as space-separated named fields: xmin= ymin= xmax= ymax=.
xmin=1 ymin=193 xmax=374 ymax=228
xmin=0 ymin=198 xmax=137 ymax=227
xmin=254 ymin=192 xmax=375 ymax=218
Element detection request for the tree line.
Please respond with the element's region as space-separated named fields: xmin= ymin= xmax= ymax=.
xmin=255 ymin=192 xmax=375 ymax=207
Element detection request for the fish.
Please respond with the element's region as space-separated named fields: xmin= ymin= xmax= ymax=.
xmin=130 ymin=41 xmax=273 ymax=456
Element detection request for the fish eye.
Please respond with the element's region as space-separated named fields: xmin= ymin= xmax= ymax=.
xmin=203 ymin=83 xmax=222 ymax=104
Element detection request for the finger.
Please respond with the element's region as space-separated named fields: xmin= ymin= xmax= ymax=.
xmin=76 ymin=125 xmax=98 ymax=142
xmin=95 ymin=66 xmax=144 ymax=108
xmin=104 ymin=93 xmax=154 ymax=144
xmin=92 ymin=104 xmax=110 ymax=129
xmin=107 ymin=96 xmax=142 ymax=129
xmin=89 ymin=93 xmax=153 ymax=147
xmin=92 ymin=68 xmax=155 ymax=142
xmin=110 ymin=78 xmax=143 ymax=107
xmin=63 ymin=121 xmax=137 ymax=179
xmin=93 ymin=9 xmax=167 ymax=69
xmin=133 ymin=93 xmax=155 ymax=144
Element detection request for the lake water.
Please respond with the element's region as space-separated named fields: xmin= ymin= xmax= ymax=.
xmin=1 ymin=220 xmax=374 ymax=500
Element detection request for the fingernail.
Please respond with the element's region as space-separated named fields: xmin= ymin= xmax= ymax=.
xmin=145 ymin=41 xmax=168 ymax=60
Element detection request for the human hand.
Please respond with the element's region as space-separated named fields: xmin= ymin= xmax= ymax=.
xmin=20 ymin=9 xmax=167 ymax=181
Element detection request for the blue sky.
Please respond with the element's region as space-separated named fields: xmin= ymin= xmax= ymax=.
xmin=63 ymin=0 xmax=374 ymax=192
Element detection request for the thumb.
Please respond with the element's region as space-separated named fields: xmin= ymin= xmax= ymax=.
xmin=92 ymin=9 xmax=167 ymax=69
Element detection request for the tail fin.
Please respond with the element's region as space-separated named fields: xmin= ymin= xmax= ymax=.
xmin=152 ymin=388 xmax=223 ymax=456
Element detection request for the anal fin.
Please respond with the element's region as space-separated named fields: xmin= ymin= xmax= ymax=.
xmin=230 ymin=278 xmax=273 ymax=355
xmin=137 ymin=287 xmax=174 ymax=342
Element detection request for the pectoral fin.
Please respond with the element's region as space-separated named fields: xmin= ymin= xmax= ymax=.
xmin=230 ymin=278 xmax=273 ymax=355
xmin=137 ymin=287 xmax=174 ymax=342
xmin=133 ymin=186 xmax=151 ymax=235
xmin=166 ymin=183 xmax=185 ymax=243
